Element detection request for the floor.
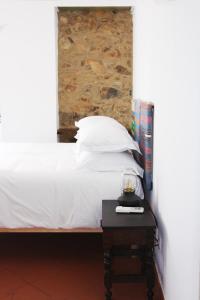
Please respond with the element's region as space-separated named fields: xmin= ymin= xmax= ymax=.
xmin=0 ymin=234 xmax=162 ymax=300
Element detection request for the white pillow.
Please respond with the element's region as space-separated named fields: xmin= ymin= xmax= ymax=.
xmin=75 ymin=117 xmax=141 ymax=154
xmin=75 ymin=116 xmax=126 ymax=132
xmin=75 ymin=151 xmax=144 ymax=177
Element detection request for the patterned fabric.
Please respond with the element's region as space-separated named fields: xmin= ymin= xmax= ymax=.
xmin=132 ymin=100 xmax=154 ymax=190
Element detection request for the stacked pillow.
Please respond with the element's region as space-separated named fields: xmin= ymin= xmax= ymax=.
xmin=74 ymin=116 xmax=143 ymax=177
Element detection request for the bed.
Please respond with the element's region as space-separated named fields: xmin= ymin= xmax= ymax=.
xmin=0 ymin=142 xmax=143 ymax=232
xmin=0 ymin=100 xmax=153 ymax=233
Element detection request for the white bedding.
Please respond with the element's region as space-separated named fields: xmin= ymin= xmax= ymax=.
xmin=0 ymin=143 xmax=144 ymax=229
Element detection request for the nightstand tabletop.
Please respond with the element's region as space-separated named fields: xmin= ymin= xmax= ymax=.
xmin=102 ymin=200 xmax=156 ymax=229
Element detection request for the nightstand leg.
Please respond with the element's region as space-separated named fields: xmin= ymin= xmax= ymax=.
xmin=104 ymin=250 xmax=112 ymax=300
xmin=141 ymin=248 xmax=146 ymax=275
xmin=145 ymin=248 xmax=155 ymax=300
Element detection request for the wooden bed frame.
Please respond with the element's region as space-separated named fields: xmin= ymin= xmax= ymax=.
xmin=0 ymin=227 xmax=102 ymax=233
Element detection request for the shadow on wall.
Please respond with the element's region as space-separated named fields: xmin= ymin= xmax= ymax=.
xmin=0 ymin=24 xmax=7 ymax=31
xmin=149 ymin=187 xmax=168 ymax=293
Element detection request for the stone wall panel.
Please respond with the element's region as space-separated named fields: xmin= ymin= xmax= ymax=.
xmin=58 ymin=8 xmax=132 ymax=129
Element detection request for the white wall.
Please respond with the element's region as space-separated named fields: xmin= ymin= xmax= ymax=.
xmin=0 ymin=1 xmax=58 ymax=142
xmin=0 ymin=0 xmax=200 ymax=299
xmin=0 ymin=0 xmax=133 ymax=142
xmin=133 ymin=1 xmax=200 ymax=300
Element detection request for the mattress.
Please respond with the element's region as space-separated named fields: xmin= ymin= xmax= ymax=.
xmin=0 ymin=143 xmax=144 ymax=229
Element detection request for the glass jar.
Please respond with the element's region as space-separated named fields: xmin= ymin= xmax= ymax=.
xmin=122 ymin=169 xmax=136 ymax=194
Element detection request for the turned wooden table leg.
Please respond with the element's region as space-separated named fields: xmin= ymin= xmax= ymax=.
xmin=145 ymin=247 xmax=155 ymax=300
xmin=104 ymin=249 xmax=112 ymax=300
xmin=140 ymin=247 xmax=146 ymax=276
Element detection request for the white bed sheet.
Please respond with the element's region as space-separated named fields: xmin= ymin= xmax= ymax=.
xmin=0 ymin=143 xmax=144 ymax=229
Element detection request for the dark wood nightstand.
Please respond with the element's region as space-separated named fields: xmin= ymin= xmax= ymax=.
xmin=101 ymin=200 xmax=157 ymax=300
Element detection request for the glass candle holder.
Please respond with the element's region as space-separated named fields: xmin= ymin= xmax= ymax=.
xmin=122 ymin=169 xmax=136 ymax=194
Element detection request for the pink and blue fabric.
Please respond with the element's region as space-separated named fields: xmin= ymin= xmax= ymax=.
xmin=132 ymin=100 xmax=154 ymax=191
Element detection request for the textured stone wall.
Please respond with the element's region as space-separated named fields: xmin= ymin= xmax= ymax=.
xmin=58 ymin=8 xmax=132 ymax=129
